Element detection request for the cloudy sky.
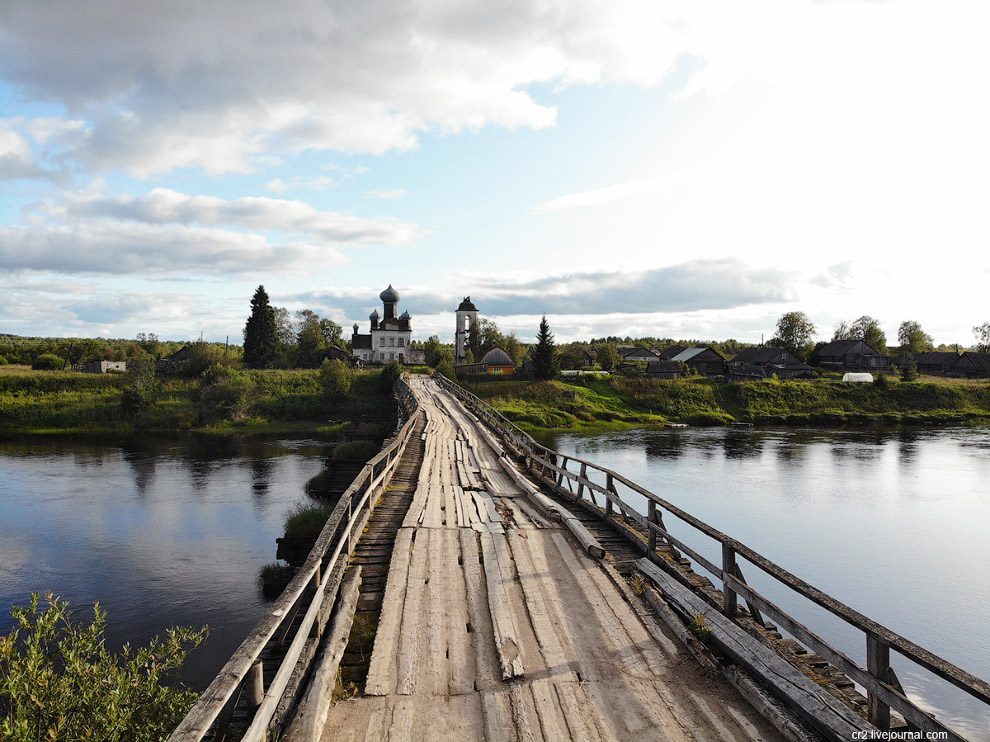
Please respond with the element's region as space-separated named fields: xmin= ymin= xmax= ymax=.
xmin=2 ymin=0 xmax=988 ymax=346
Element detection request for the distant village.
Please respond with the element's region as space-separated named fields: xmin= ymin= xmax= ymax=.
xmin=5 ymin=283 xmax=990 ymax=382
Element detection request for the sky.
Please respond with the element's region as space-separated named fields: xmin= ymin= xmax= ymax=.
xmin=1 ymin=0 xmax=988 ymax=347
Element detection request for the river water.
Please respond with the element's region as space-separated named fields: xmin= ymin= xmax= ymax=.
xmin=0 ymin=434 xmax=328 ymax=691
xmin=535 ymin=425 xmax=990 ymax=740
xmin=2 ymin=428 xmax=988 ymax=738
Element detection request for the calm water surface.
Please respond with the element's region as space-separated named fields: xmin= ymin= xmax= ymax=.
xmin=537 ymin=426 xmax=990 ymax=740
xmin=0 ymin=434 xmax=328 ymax=690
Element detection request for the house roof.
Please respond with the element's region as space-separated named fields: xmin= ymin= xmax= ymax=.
xmin=913 ymin=352 xmax=959 ymax=366
xmin=480 ymin=347 xmax=513 ymax=366
xmin=671 ymin=347 xmax=724 ymax=363
xmin=953 ymin=352 xmax=990 ymax=371
xmin=618 ymin=346 xmax=658 ymax=359
xmin=658 ymin=345 xmax=688 ymax=360
xmin=732 ymin=347 xmax=813 ymax=370
xmin=817 ymin=339 xmax=885 ymax=357
xmin=352 ymin=334 xmax=372 ymax=350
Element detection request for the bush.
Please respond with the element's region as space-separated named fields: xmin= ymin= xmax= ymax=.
xmin=258 ymin=563 xmax=294 ymax=599
xmin=0 ymin=593 xmax=205 ymax=742
xmin=31 ymin=353 xmax=62 ymax=370
xmin=319 ymin=359 xmax=352 ymax=400
xmin=197 ymin=372 xmax=256 ymax=425
xmin=0 ymin=355 xmax=8 ymax=365
xmin=283 ymin=502 xmax=334 ymax=540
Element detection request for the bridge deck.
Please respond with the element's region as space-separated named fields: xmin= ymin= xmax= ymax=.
xmin=320 ymin=378 xmax=784 ymax=741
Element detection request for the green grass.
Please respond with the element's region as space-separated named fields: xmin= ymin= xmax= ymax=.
xmin=0 ymin=365 xmax=394 ymax=434
xmin=460 ymin=375 xmax=990 ymax=430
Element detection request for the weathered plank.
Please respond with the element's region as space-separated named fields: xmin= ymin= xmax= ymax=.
xmin=365 ymin=528 xmax=414 ymax=695
xmin=480 ymin=531 xmax=525 ymax=679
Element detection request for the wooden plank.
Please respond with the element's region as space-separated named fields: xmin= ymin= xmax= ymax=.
xmin=481 ymin=689 xmax=516 ymax=742
xmin=507 ymin=531 xmax=578 ymax=683
xmin=480 ymin=532 xmax=525 ymax=679
xmin=444 ymin=529 xmax=474 ymax=695
xmin=553 ymin=683 xmax=618 ymax=742
xmin=424 ymin=529 xmax=447 ymax=695
xmin=396 ymin=528 xmax=429 ymax=695
xmin=459 ymin=529 xmax=501 ymax=689
xmin=635 ymin=558 xmax=872 ymax=739
xmin=283 ymin=566 xmax=362 ymax=742
xmin=365 ymin=528 xmax=414 ymax=695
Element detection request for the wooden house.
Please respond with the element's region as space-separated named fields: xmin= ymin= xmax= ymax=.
xmin=728 ymin=347 xmax=814 ymax=380
xmin=657 ymin=345 xmax=689 ymax=360
xmin=618 ymin=346 xmax=659 ymax=363
xmin=812 ymin=339 xmax=890 ymax=372
xmin=457 ymin=347 xmax=515 ymax=377
xmin=646 ymin=360 xmax=681 ymax=379
xmin=911 ymin=352 xmax=959 ymax=376
xmin=947 ymin=352 xmax=990 ymax=379
xmin=667 ymin=346 xmax=726 ymax=376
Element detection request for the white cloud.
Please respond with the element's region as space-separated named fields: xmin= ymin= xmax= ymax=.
xmin=264 ymin=176 xmax=338 ymax=193
xmin=0 ymin=221 xmax=349 ymax=276
xmin=534 ymin=175 xmax=682 ymax=212
xmin=44 ymin=187 xmax=421 ymax=245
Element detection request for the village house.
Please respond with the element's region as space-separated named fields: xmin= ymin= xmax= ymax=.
xmin=617 ymin=346 xmax=659 ymax=363
xmin=457 ymin=347 xmax=516 ymax=377
xmin=946 ymin=352 xmax=990 ymax=379
xmin=812 ymin=339 xmax=890 ymax=372
xmin=351 ymin=285 xmax=413 ymax=364
xmin=646 ymin=360 xmax=682 ymax=379
xmin=728 ymin=347 xmax=814 ymax=380
xmin=665 ymin=346 xmax=727 ymax=376
xmin=911 ymin=351 xmax=960 ymax=376
xmin=72 ymin=360 xmax=127 ymax=374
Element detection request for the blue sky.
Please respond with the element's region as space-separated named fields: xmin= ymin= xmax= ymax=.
xmin=2 ymin=1 xmax=989 ymax=346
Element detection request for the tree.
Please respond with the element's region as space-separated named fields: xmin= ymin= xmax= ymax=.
xmin=832 ymin=320 xmax=853 ymax=341
xmin=973 ymin=322 xmax=990 ymax=353
xmin=243 ymin=286 xmax=277 ymax=369
xmin=596 ymin=344 xmax=619 ymax=372
xmin=272 ymin=306 xmax=295 ymax=347
xmin=850 ymin=315 xmax=888 ymax=353
xmin=532 ymin=316 xmax=560 ymax=381
xmin=423 ymin=335 xmax=446 ymax=368
xmin=0 ymin=593 xmax=205 ymax=742
xmin=770 ymin=312 xmax=816 ymax=358
xmin=435 ymin=348 xmax=456 ymax=380
xmin=897 ymin=321 xmax=933 ymax=354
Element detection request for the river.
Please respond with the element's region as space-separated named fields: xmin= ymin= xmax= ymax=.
xmin=0 ymin=433 xmax=328 ymax=691
xmin=535 ymin=425 xmax=990 ymax=740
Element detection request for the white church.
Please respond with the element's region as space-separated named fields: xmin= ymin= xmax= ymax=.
xmin=351 ymin=285 xmax=413 ymax=363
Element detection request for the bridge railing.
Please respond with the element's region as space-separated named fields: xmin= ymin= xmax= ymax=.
xmin=436 ymin=374 xmax=990 ymax=740
xmin=169 ymin=377 xmax=422 ymax=742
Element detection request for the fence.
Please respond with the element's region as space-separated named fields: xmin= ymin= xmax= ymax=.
xmin=169 ymin=377 xmax=421 ymax=742
xmin=437 ymin=374 xmax=990 ymax=740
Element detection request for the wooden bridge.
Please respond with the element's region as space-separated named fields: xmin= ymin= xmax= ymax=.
xmin=169 ymin=375 xmax=990 ymax=742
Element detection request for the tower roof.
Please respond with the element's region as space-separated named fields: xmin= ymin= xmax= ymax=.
xmin=380 ymin=284 xmax=400 ymax=303
xmin=399 ymin=310 xmax=411 ymax=319
xmin=456 ymin=296 xmax=478 ymax=312
xmin=369 ymin=309 xmax=380 ymax=319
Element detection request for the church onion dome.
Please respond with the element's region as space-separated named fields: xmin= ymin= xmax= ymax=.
xmin=379 ymin=284 xmax=400 ymax=303
xmin=369 ymin=309 xmax=380 ymax=319
xmin=352 ymin=323 xmax=359 ymax=333
xmin=456 ymin=296 xmax=478 ymax=312
xmin=399 ymin=310 xmax=411 ymax=320
xmin=480 ymin=347 xmax=513 ymax=365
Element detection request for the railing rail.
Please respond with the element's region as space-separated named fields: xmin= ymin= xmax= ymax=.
xmin=169 ymin=377 xmax=421 ymax=742
xmin=436 ymin=374 xmax=989 ymax=740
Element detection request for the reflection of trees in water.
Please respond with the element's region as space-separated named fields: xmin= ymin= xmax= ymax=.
xmin=722 ymin=430 xmax=762 ymax=460
xmin=120 ymin=439 xmax=160 ymax=494
xmin=643 ymin=433 xmax=687 ymax=460
xmin=896 ymin=429 xmax=922 ymax=467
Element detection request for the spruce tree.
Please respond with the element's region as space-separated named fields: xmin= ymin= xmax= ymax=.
xmin=533 ymin=315 xmax=560 ymax=381
xmin=243 ymin=285 xmax=277 ymax=369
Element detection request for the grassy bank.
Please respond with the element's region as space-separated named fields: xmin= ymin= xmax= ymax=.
xmin=460 ymin=375 xmax=990 ymax=430
xmin=0 ymin=365 xmax=394 ymax=434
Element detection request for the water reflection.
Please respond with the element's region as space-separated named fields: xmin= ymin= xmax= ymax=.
xmin=0 ymin=433 xmax=328 ymax=690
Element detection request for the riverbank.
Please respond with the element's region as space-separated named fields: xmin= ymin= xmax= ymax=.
xmin=0 ymin=365 xmax=394 ymax=435
xmin=459 ymin=375 xmax=990 ymax=430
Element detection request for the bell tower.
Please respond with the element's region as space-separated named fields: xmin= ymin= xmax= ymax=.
xmin=454 ymin=297 xmax=479 ymax=364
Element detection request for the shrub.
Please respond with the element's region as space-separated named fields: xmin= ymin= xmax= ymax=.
xmin=0 ymin=593 xmax=205 ymax=742
xmin=319 ymin=359 xmax=352 ymax=400
xmin=0 ymin=355 xmax=8 ymax=365
xmin=258 ymin=563 xmax=294 ymax=599
xmin=31 ymin=353 xmax=62 ymax=370
xmin=283 ymin=502 xmax=334 ymax=540
xmin=197 ymin=373 xmax=256 ymax=424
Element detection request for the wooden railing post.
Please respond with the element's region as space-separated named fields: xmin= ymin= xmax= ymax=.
xmin=246 ymin=660 xmax=265 ymax=711
xmin=578 ymin=463 xmax=587 ymax=500
xmin=605 ymin=473 xmax=614 ymax=516
xmin=867 ymin=634 xmax=892 ymax=730
xmin=648 ymin=501 xmax=658 ymax=553
xmin=721 ymin=543 xmax=738 ymax=618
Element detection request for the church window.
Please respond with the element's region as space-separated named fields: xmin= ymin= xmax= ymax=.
xmin=397 ymin=338 xmax=405 ymax=347
xmin=389 ymin=337 xmax=395 ymax=347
